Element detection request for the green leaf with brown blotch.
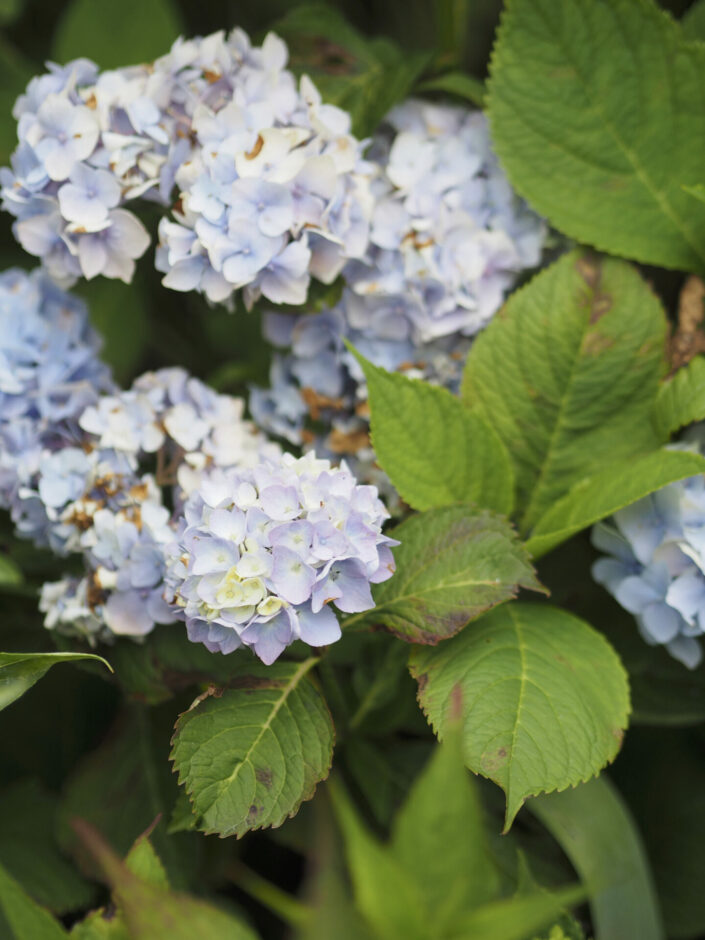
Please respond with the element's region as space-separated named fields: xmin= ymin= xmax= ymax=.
xmin=345 ymin=505 xmax=543 ymax=644
xmin=463 ymin=251 xmax=668 ymax=534
xmin=170 ymin=659 xmax=334 ymax=838
xmin=410 ymin=603 xmax=630 ymax=829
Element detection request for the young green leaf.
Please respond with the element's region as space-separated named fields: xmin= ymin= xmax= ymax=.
xmin=529 ymin=777 xmax=664 ymax=940
xmin=348 ymin=345 xmax=514 ymax=514
xmin=0 ymin=652 xmax=112 ymax=712
xmin=488 ymin=0 xmax=705 ymax=272
xmin=328 ymin=780 xmax=430 ymax=940
xmin=462 ymin=251 xmax=667 ymax=533
xmin=525 ymin=449 xmax=705 ymax=558
xmin=171 ymin=659 xmax=334 ymax=838
xmin=653 ymin=357 xmax=705 ymax=438
xmin=390 ymin=717 xmax=500 ymax=925
xmin=74 ymin=822 xmax=257 ymax=940
xmin=410 ymin=603 xmax=630 ymax=829
xmin=346 ymin=505 xmax=543 ymax=644
xmin=445 ymin=885 xmax=585 ymax=940
xmin=53 ymin=0 xmax=183 ymax=68
xmin=0 ymin=862 xmax=67 ymax=939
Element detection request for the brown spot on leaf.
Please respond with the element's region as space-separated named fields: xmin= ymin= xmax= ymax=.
xmin=229 ymin=675 xmax=288 ymax=692
xmin=583 ymin=332 xmax=614 ymax=356
xmin=669 ymin=275 xmax=705 ymax=373
xmin=415 ymin=673 xmax=428 ymax=694
xmin=255 ymin=768 xmax=273 ymax=789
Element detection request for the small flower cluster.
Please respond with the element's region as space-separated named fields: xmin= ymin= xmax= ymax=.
xmin=0 ymin=267 xmax=113 ymax=530
xmin=592 ymin=462 xmax=705 ymax=668
xmin=164 ymin=452 xmax=396 ymax=664
xmin=1 ymin=58 xmax=156 ymax=284
xmin=2 ymin=28 xmax=374 ymax=307
xmin=251 ymin=99 xmax=545 ymax=480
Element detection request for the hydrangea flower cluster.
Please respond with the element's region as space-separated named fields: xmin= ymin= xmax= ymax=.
xmin=0 ymin=267 xmax=113 ymax=527
xmin=251 ymin=99 xmax=545 ymax=475
xmin=592 ymin=464 xmax=705 ymax=668
xmin=155 ymin=45 xmax=373 ymax=306
xmin=164 ymin=452 xmax=396 ymax=664
xmin=1 ymin=28 xmax=374 ymax=306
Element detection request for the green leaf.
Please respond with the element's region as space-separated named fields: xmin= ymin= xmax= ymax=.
xmin=525 ymin=449 xmax=705 ymax=558
xmin=390 ymin=720 xmax=500 ymax=925
xmin=171 ymin=658 xmax=334 ymax=838
xmin=273 ymin=4 xmax=430 ymax=137
xmin=409 ymin=603 xmax=630 ymax=828
xmin=0 ymin=35 xmax=33 ymax=164
xmin=124 ymin=835 xmax=169 ymax=890
xmin=0 ymin=779 xmax=94 ymax=915
xmin=0 ymin=651 xmax=112 ymax=712
xmin=0 ymin=0 xmax=24 ymax=24
xmin=529 ymin=777 xmax=664 ymax=940
xmin=53 ymin=0 xmax=183 ymax=68
xmin=0 ymin=555 xmax=22 ymax=586
xmin=0 ymin=862 xmax=67 ymax=939
xmin=682 ymin=0 xmax=705 ymax=41
xmin=462 ymin=251 xmax=667 ymax=533
xmin=653 ymin=357 xmax=705 ymax=438
xmin=417 ymin=71 xmax=486 ymax=106
xmin=488 ymin=0 xmax=705 ymax=272
xmin=78 ymin=278 xmax=150 ymax=386
xmin=349 ymin=345 xmax=514 ymax=514
xmin=75 ymin=822 xmax=258 ymax=940
xmin=328 ymin=780 xmax=430 ymax=940
xmin=445 ymin=885 xmax=585 ymax=940
xmin=346 ymin=505 xmax=543 ymax=644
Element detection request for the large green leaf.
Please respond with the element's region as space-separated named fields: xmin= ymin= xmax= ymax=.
xmin=345 ymin=505 xmax=543 ymax=644
xmin=390 ymin=720 xmax=499 ymax=926
xmin=53 ymin=0 xmax=183 ymax=68
xmin=488 ymin=0 xmax=705 ymax=272
xmin=529 ymin=777 xmax=664 ymax=940
xmin=0 ymin=651 xmax=112 ymax=712
xmin=462 ymin=251 xmax=667 ymax=533
xmin=171 ymin=658 xmax=334 ymax=837
xmin=683 ymin=0 xmax=705 ymax=40
xmin=0 ymin=862 xmax=67 ymax=939
xmin=410 ymin=603 xmax=630 ymax=828
xmin=349 ymin=347 xmax=514 ymax=514
xmin=653 ymin=357 xmax=705 ymax=438
xmin=525 ymin=449 xmax=705 ymax=558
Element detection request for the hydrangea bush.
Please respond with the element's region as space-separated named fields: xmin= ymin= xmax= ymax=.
xmin=0 ymin=1 xmax=704 ymax=938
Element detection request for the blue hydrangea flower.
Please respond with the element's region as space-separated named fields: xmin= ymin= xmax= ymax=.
xmin=592 ymin=466 xmax=705 ymax=668
xmin=0 ymin=267 xmax=113 ymax=522
xmin=164 ymin=451 xmax=397 ymax=664
xmin=251 ymin=99 xmax=545 ymax=489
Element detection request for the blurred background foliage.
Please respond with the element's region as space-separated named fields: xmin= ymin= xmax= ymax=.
xmin=0 ymin=1 xmax=704 ymax=937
